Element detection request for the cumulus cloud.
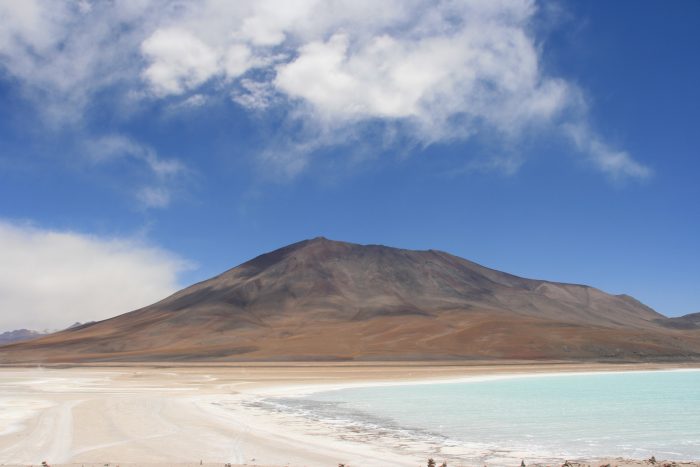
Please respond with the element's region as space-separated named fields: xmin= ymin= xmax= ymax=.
xmin=138 ymin=0 xmax=564 ymax=138
xmin=0 ymin=0 xmax=651 ymax=181
xmin=141 ymin=28 xmax=222 ymax=97
xmin=135 ymin=0 xmax=651 ymax=179
xmin=0 ymin=220 xmax=190 ymax=332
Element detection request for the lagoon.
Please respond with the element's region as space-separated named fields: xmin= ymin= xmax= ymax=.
xmin=266 ymin=370 xmax=700 ymax=463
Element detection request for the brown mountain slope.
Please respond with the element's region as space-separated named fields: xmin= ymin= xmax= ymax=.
xmin=2 ymin=237 xmax=699 ymax=363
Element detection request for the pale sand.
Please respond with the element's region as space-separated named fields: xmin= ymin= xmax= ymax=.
xmin=0 ymin=362 xmax=699 ymax=467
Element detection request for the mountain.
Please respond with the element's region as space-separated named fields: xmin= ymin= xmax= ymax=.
xmin=0 ymin=322 xmax=92 ymax=346
xmin=2 ymin=237 xmax=699 ymax=363
xmin=657 ymin=312 xmax=700 ymax=330
xmin=0 ymin=329 xmax=47 ymax=345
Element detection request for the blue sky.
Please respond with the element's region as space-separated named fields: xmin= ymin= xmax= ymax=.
xmin=0 ymin=0 xmax=698 ymax=330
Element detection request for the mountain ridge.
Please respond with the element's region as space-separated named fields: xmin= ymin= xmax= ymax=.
xmin=0 ymin=329 xmax=47 ymax=346
xmin=657 ymin=312 xmax=700 ymax=330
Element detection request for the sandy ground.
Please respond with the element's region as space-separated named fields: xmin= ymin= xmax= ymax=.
xmin=0 ymin=361 xmax=699 ymax=467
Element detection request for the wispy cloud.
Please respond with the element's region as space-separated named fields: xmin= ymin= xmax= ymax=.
xmin=232 ymin=79 xmax=278 ymax=111
xmin=83 ymin=135 xmax=189 ymax=209
xmin=564 ymin=123 xmax=652 ymax=180
xmin=136 ymin=186 xmax=173 ymax=209
xmin=0 ymin=220 xmax=191 ymax=331
xmin=0 ymin=1 xmax=156 ymax=124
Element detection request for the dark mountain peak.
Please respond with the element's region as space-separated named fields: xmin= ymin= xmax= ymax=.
xmin=236 ymin=236 xmax=350 ymax=274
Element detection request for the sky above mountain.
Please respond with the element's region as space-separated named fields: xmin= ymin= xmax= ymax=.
xmin=0 ymin=0 xmax=698 ymax=330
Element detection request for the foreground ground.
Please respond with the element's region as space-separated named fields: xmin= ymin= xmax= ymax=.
xmin=0 ymin=362 xmax=699 ymax=467
xmin=3 ymin=463 xmax=700 ymax=467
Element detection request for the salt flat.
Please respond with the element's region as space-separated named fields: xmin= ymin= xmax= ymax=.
xmin=0 ymin=362 xmax=698 ymax=467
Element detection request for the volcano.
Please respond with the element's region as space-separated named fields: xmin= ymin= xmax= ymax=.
xmin=2 ymin=237 xmax=699 ymax=363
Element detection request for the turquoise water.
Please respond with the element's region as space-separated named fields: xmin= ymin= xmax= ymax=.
xmin=266 ymin=370 xmax=700 ymax=462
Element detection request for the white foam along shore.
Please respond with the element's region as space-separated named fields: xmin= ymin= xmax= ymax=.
xmin=0 ymin=364 xmax=699 ymax=467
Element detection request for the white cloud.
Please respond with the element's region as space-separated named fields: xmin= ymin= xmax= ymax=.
xmin=232 ymin=79 xmax=278 ymax=110
xmin=565 ymin=124 xmax=652 ymax=180
xmin=134 ymin=0 xmax=649 ymax=178
xmin=180 ymin=94 xmax=208 ymax=108
xmin=0 ymin=220 xmax=190 ymax=332
xmin=223 ymin=44 xmax=253 ymax=79
xmin=141 ymin=28 xmax=222 ymax=96
xmin=0 ymin=1 xmax=156 ymax=124
xmin=273 ymin=27 xmax=570 ymax=135
xmin=136 ymin=0 xmax=562 ymax=138
xmin=0 ymin=0 xmax=651 ymax=181
xmin=0 ymin=0 xmax=66 ymax=54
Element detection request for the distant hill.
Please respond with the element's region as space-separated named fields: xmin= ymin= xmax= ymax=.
xmin=2 ymin=237 xmax=699 ymax=363
xmin=0 ymin=322 xmax=93 ymax=347
xmin=0 ymin=329 xmax=47 ymax=346
xmin=657 ymin=312 xmax=700 ymax=330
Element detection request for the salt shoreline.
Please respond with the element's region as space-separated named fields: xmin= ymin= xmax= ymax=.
xmin=244 ymin=368 xmax=700 ymax=466
xmin=248 ymin=366 xmax=700 ymax=397
xmin=0 ymin=362 xmax=699 ymax=467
